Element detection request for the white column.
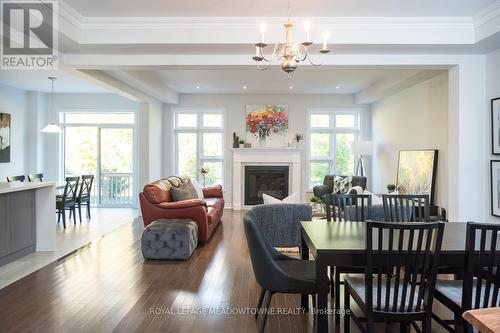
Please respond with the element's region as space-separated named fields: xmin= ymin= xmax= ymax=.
xmin=448 ymin=57 xmax=486 ymax=221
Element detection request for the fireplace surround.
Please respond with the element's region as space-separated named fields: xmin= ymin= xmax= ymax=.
xmin=231 ymin=147 xmax=302 ymax=210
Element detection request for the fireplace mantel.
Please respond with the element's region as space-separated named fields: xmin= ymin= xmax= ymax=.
xmin=231 ymin=148 xmax=302 ymax=210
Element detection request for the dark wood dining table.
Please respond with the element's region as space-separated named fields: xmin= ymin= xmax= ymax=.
xmin=300 ymin=220 xmax=470 ymax=333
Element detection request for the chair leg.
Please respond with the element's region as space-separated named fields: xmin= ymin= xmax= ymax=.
xmin=73 ymin=207 xmax=77 ymax=225
xmin=87 ymin=202 xmax=91 ymax=219
xmin=78 ymin=203 xmax=82 ymax=223
xmin=335 ymin=269 xmax=341 ymax=324
xmin=400 ymin=323 xmax=409 ymax=333
xmin=259 ymin=290 xmax=272 ymax=333
xmin=422 ymin=316 xmax=432 ymax=333
xmin=57 ymin=210 xmax=61 ymax=223
xmin=255 ymin=287 xmax=266 ymax=319
xmin=311 ymin=293 xmax=317 ymax=315
xmin=329 ymin=266 xmax=335 ymax=299
xmin=344 ymin=284 xmax=350 ymax=333
xmin=62 ymin=209 xmax=66 ymax=229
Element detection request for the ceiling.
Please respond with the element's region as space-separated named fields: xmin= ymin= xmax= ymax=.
xmin=111 ymin=67 xmax=443 ymax=95
xmin=0 ymin=70 xmax=110 ymax=93
xmin=63 ymin=0 xmax=495 ymax=17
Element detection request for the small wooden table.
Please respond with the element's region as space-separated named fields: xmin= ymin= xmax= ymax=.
xmin=463 ymin=307 xmax=500 ymax=333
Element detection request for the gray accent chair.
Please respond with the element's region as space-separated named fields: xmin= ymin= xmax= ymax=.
xmin=243 ymin=211 xmax=317 ymax=333
xmin=312 ymin=175 xmax=367 ymax=199
xmin=248 ymin=204 xmax=312 ymax=247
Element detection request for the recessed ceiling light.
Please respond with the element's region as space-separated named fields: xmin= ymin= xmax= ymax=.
xmin=335 ymin=86 xmax=341 ymax=89
xmin=289 ymin=85 xmax=293 ymax=90
xmin=196 ymin=85 xmax=200 ymax=89
xmin=243 ymin=85 xmax=247 ymax=90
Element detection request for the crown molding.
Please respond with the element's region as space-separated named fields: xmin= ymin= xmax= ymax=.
xmin=57 ymin=3 xmax=500 ymax=46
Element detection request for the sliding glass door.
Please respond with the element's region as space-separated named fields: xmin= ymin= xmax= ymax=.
xmin=62 ymin=113 xmax=135 ymax=207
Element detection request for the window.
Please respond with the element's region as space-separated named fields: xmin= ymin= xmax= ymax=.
xmin=173 ymin=110 xmax=224 ymax=186
xmin=308 ymin=110 xmax=360 ymax=188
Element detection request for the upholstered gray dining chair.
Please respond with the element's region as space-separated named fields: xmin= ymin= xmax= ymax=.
xmin=244 ymin=210 xmax=317 ymax=333
xmin=248 ymin=204 xmax=312 ymax=247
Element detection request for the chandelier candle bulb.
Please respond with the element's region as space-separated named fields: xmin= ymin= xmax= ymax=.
xmin=304 ymin=21 xmax=311 ymax=42
xmin=259 ymin=22 xmax=266 ymax=43
xmin=322 ymin=31 xmax=328 ymax=50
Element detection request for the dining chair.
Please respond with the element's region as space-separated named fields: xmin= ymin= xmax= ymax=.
xmin=382 ymin=194 xmax=430 ymax=222
xmin=433 ymin=222 xmax=500 ymax=333
xmin=324 ymin=193 xmax=372 ymax=222
xmin=56 ymin=177 xmax=80 ymax=229
xmin=6 ymin=175 xmax=25 ymax=182
xmin=345 ymin=221 xmax=445 ymax=333
xmin=77 ymin=175 xmax=94 ymax=223
xmin=324 ymin=193 xmax=372 ymax=323
xmin=244 ymin=209 xmax=317 ymax=333
xmin=28 ymin=173 xmax=43 ymax=182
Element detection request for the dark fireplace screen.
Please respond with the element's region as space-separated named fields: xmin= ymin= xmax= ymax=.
xmin=244 ymin=166 xmax=289 ymax=205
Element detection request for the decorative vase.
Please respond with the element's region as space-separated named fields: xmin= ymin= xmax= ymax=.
xmin=258 ymin=131 xmax=266 ymax=147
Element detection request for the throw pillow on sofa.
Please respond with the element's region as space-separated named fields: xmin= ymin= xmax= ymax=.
xmin=262 ymin=192 xmax=299 ymax=204
xmin=170 ymin=184 xmax=196 ymax=202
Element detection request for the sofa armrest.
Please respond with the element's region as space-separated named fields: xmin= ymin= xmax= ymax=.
xmin=313 ymin=184 xmax=330 ymax=199
xmin=202 ymin=185 xmax=223 ymax=198
xmin=155 ymin=199 xmax=207 ymax=209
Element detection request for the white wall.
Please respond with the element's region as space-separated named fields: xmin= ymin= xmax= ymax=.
xmin=371 ymin=72 xmax=449 ymax=208
xmin=164 ymin=93 xmax=371 ymax=207
xmin=0 ymin=83 xmax=29 ymax=180
xmin=487 ymin=48 xmax=500 ymax=222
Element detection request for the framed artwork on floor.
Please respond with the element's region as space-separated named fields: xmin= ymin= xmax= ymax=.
xmin=0 ymin=113 xmax=11 ymax=163
xmin=491 ymin=160 xmax=500 ymax=217
xmin=396 ymin=149 xmax=438 ymax=205
xmin=491 ymin=97 xmax=500 ymax=155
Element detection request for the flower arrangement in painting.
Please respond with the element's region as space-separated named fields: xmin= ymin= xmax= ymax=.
xmin=246 ymin=105 xmax=288 ymax=141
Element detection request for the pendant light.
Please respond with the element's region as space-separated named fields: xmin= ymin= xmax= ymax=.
xmin=41 ymin=76 xmax=62 ymax=134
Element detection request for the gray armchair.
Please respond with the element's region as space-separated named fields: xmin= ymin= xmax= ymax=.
xmin=248 ymin=204 xmax=312 ymax=247
xmin=312 ymin=175 xmax=367 ymax=199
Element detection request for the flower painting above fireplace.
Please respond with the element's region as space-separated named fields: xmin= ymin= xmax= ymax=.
xmin=246 ymin=105 xmax=288 ymax=147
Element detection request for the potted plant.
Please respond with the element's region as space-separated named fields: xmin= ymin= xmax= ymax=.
xmin=238 ymin=139 xmax=245 ymax=148
xmin=310 ymin=196 xmax=325 ymax=216
xmin=387 ymin=184 xmax=396 ymax=193
xmin=294 ymin=133 xmax=304 ymax=147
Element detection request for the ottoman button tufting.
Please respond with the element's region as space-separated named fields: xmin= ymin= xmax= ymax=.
xmin=141 ymin=219 xmax=198 ymax=260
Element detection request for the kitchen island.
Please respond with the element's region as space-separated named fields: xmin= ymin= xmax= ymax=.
xmin=0 ymin=182 xmax=56 ymax=266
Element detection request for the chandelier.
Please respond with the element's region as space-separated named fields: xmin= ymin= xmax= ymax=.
xmin=252 ymin=1 xmax=330 ymax=76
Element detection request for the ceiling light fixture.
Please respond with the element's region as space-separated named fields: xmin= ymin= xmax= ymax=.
xmin=335 ymin=86 xmax=340 ymax=89
xmin=196 ymin=85 xmax=200 ymax=89
xmin=252 ymin=0 xmax=330 ymax=77
xmin=41 ymin=77 xmax=62 ymax=134
xmin=243 ymin=85 xmax=247 ymax=90
xmin=289 ymin=85 xmax=293 ymax=90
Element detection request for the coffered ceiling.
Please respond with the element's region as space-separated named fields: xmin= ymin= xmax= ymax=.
xmin=63 ymin=0 xmax=495 ymax=18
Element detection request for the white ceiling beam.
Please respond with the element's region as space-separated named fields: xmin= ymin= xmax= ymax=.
xmin=63 ymin=68 xmax=161 ymax=104
xmin=355 ymin=70 xmax=444 ymax=104
xmin=62 ymin=53 xmax=464 ymax=68
xmin=103 ymin=70 xmax=179 ymax=104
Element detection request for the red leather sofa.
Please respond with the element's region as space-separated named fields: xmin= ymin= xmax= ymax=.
xmin=139 ymin=176 xmax=224 ymax=243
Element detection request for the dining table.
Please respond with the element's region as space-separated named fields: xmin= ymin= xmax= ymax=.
xmin=300 ymin=220 xmax=470 ymax=333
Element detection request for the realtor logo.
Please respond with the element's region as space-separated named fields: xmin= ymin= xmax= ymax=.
xmin=1 ymin=0 xmax=58 ymax=69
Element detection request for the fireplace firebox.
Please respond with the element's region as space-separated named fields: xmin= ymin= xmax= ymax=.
xmin=244 ymin=166 xmax=289 ymax=205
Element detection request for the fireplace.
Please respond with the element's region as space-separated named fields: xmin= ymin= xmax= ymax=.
xmin=244 ymin=166 xmax=289 ymax=205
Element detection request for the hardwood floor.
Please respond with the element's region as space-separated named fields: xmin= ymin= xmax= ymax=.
xmin=0 ymin=210 xmax=451 ymax=333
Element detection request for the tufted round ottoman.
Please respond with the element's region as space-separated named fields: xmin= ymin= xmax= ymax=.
xmin=141 ymin=219 xmax=198 ymax=260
